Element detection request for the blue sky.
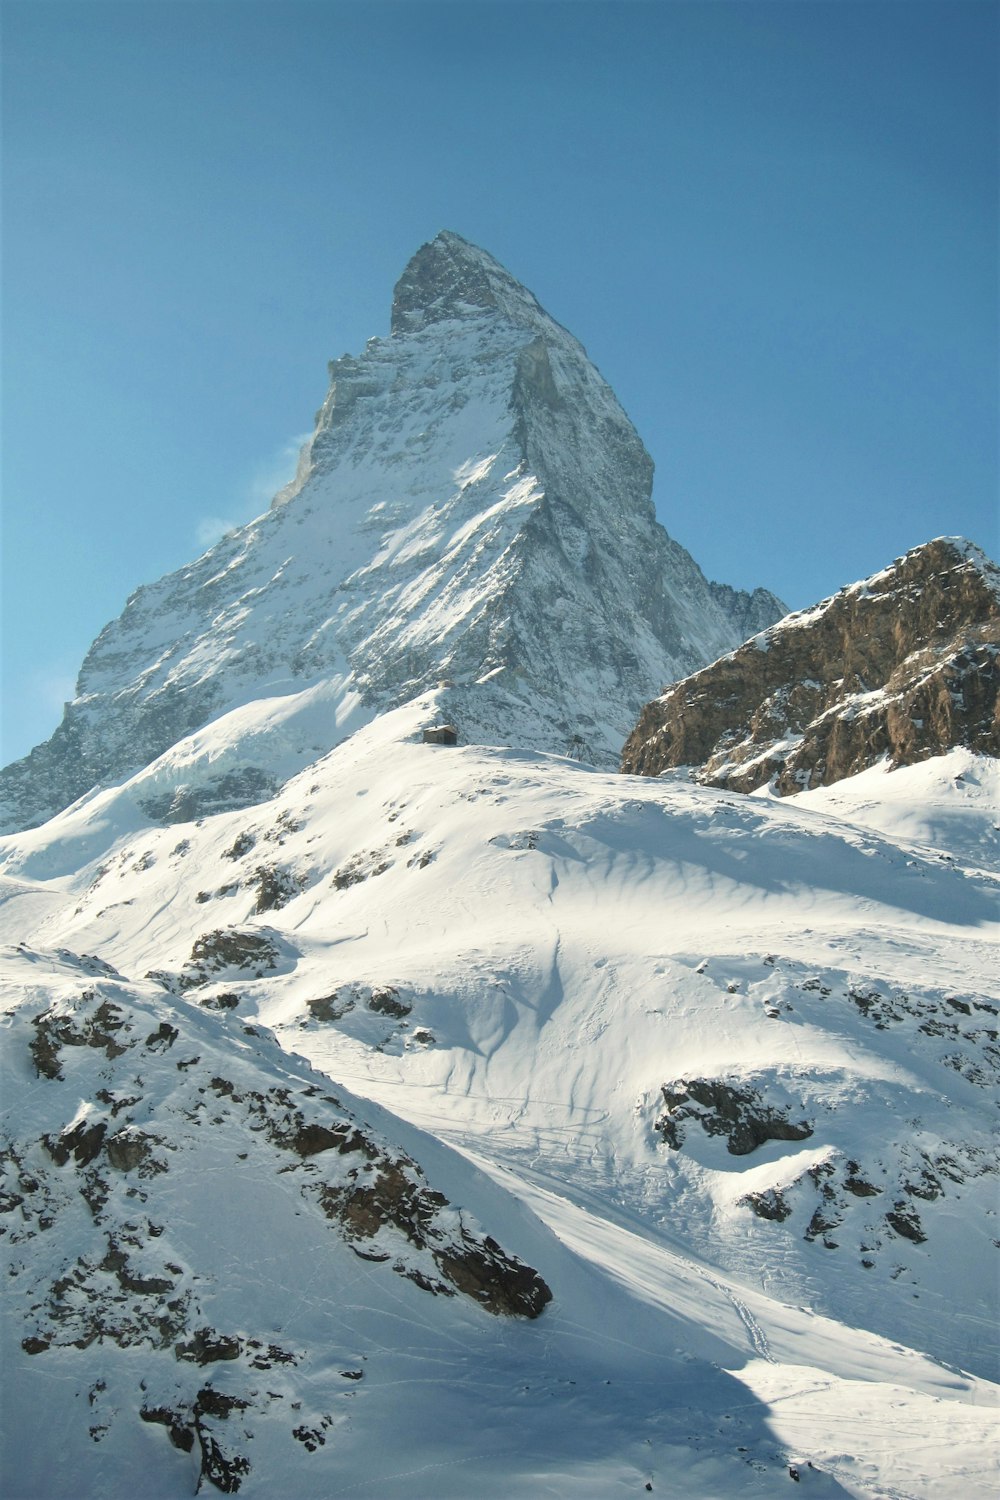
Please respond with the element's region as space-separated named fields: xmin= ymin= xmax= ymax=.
xmin=2 ymin=0 xmax=997 ymax=765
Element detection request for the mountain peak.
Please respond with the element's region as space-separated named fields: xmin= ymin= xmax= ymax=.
xmin=390 ymin=230 xmax=550 ymax=335
xmin=879 ymin=535 xmax=1000 ymax=597
xmin=0 ymin=232 xmax=785 ymax=833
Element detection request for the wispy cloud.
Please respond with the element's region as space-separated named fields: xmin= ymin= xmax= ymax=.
xmin=195 ymin=515 xmax=240 ymax=550
xmin=33 ymin=669 xmax=77 ymax=715
xmin=193 ymin=433 xmax=311 ymax=553
xmin=1 ymin=667 xmax=78 ymax=764
xmin=248 ymin=432 xmax=312 ymax=508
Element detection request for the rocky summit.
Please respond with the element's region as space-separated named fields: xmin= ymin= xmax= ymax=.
xmin=0 ymin=231 xmax=782 ymax=834
xmin=620 ymin=536 xmax=1000 ymax=792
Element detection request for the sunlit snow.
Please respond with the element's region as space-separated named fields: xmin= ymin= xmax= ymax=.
xmin=2 ymin=691 xmax=997 ymax=1498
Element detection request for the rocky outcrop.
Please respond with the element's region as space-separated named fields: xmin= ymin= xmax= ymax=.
xmin=656 ymin=1077 xmax=813 ymax=1155
xmin=1 ymin=232 xmax=783 ymax=832
xmin=621 ymin=538 xmax=1000 ymax=793
xmin=3 ymin=947 xmax=552 ymax=1488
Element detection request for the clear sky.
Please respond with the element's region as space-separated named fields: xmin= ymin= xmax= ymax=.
xmin=2 ymin=0 xmax=997 ymax=766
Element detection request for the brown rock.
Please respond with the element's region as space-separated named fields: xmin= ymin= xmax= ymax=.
xmin=621 ymin=538 xmax=1000 ymax=793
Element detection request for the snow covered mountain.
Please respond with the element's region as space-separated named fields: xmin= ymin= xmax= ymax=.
xmin=621 ymin=537 xmax=1000 ymax=791
xmin=0 ymin=231 xmax=782 ymax=834
xmin=2 ymin=237 xmax=998 ymax=1498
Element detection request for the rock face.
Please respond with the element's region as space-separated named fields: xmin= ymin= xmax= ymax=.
xmin=621 ymin=537 xmax=1000 ymax=793
xmin=0 ymin=231 xmax=783 ymax=833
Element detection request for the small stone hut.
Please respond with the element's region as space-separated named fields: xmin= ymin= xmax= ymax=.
xmin=422 ymin=724 xmax=458 ymax=746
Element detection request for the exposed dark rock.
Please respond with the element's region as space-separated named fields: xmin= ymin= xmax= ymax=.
xmin=266 ymin=810 xmax=304 ymax=842
xmin=100 ymin=1241 xmax=175 ymax=1295
xmin=224 ymin=831 xmax=257 ymax=861
xmin=44 ymin=1120 xmax=108 ymax=1168
xmin=194 ymin=1404 xmax=251 ymax=1493
xmin=145 ymin=1022 xmax=178 ymax=1051
xmin=29 ymin=1022 xmax=64 ymax=1081
xmin=307 ymin=992 xmax=355 ymax=1023
xmin=886 ymin=1206 xmax=927 ymax=1243
xmin=200 ymin=991 xmax=240 ymax=1011
xmin=95 ymin=1088 xmax=141 ymax=1117
xmin=4 ymin=967 xmax=554 ymax=1490
xmin=209 ymin=1075 xmax=241 ymax=1100
xmin=903 ymin=1167 xmax=942 ymax=1201
xmin=804 ymin=1205 xmax=842 ymax=1246
xmin=367 ymin=986 xmax=411 ymax=1019
xmin=292 ymin=1423 xmax=327 ymax=1452
xmin=436 ymin=1232 xmax=553 ymax=1317
xmin=250 ymin=863 xmax=304 ymax=913
xmin=400 ymin=1264 xmax=453 ymax=1297
xmin=332 ymin=852 xmax=391 ymax=890
xmin=245 ymin=1340 xmax=297 ymax=1370
xmin=142 ymin=1393 xmax=251 ymax=1490
xmin=313 ymin=1152 xmax=551 ymax=1317
xmin=741 ymin=1188 xmax=792 ymax=1222
xmin=188 ymin=1073 xmax=553 ymax=1319
xmin=31 ymin=999 xmax=130 ymax=1080
xmin=22 ymin=1233 xmax=192 ymax=1353
xmin=317 ymin=1158 xmax=432 ymax=1241
xmin=843 ymin=1171 xmax=881 ymax=1198
xmin=622 ymin=538 xmax=1000 ymax=793
xmin=105 ymin=1130 xmax=156 ymax=1172
xmin=656 ymin=1078 xmax=813 ymax=1156
xmin=351 ymin=1244 xmax=391 ymax=1263
xmin=176 ymin=1328 xmax=243 ymax=1365
xmin=140 ymin=1405 xmax=195 ymax=1452
xmin=289 ymin=1122 xmax=356 ymax=1158
xmin=180 ymin=928 xmax=283 ymax=987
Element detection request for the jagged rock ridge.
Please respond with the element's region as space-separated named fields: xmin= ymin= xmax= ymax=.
xmin=1 ymin=231 xmax=783 ymax=833
xmin=621 ymin=537 xmax=1000 ymax=792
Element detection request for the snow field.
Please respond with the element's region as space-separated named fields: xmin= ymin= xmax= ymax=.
xmin=1 ymin=694 xmax=997 ymax=1496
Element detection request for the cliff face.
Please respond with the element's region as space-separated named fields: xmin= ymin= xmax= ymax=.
xmin=620 ymin=537 xmax=1000 ymax=793
xmin=1 ymin=232 xmax=782 ymax=833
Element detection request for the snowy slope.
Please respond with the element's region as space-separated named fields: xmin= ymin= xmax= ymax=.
xmin=0 ymin=233 xmax=782 ymax=833
xmin=0 ymin=948 xmax=557 ymax=1498
xmin=781 ymin=750 xmax=1000 ymax=875
xmin=2 ymin=691 xmax=997 ymax=1498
